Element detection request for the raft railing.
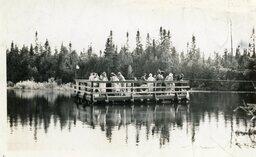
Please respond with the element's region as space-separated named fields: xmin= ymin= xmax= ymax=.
xmin=73 ymin=79 xmax=190 ymax=103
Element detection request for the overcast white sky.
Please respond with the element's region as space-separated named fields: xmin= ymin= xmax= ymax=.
xmin=1 ymin=0 xmax=256 ymax=57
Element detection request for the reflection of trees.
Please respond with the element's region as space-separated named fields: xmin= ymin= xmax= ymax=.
xmin=77 ymin=104 xmax=188 ymax=146
xmin=8 ymin=90 xmax=255 ymax=147
xmin=7 ymin=90 xmax=76 ymax=140
xmin=11 ymin=89 xmax=71 ymax=104
xmin=189 ymin=92 xmax=256 ymax=146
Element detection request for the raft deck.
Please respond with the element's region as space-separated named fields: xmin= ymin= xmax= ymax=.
xmin=72 ymin=79 xmax=190 ymax=104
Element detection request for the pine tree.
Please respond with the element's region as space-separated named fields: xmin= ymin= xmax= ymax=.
xmin=161 ymin=29 xmax=171 ymax=62
xmin=145 ymin=33 xmax=153 ymax=60
xmin=34 ymin=31 xmax=39 ymax=54
xmin=126 ymin=32 xmax=129 ymax=49
xmin=104 ymin=30 xmax=115 ymax=74
xmin=223 ymin=48 xmax=228 ymax=67
xmin=135 ymin=30 xmax=143 ymax=55
xmin=104 ymin=31 xmax=115 ymax=57
xmin=127 ymin=65 xmax=133 ymax=79
xmin=152 ymin=39 xmax=157 ymax=60
xmin=187 ymin=35 xmax=200 ymax=64
xmin=68 ymin=42 xmax=72 ymax=53
xmin=29 ymin=44 xmax=34 ymax=56
xmin=146 ymin=33 xmax=151 ymax=48
xmin=159 ymin=26 xmax=163 ymax=43
xmin=235 ymin=45 xmax=241 ymax=61
xmin=87 ymin=45 xmax=92 ymax=58
xmin=112 ymin=46 xmax=120 ymax=73
xmin=251 ymin=28 xmax=256 ymax=58
xmin=44 ymin=39 xmax=51 ymax=55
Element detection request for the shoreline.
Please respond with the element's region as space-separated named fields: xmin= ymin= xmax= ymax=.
xmin=7 ymin=79 xmax=255 ymax=92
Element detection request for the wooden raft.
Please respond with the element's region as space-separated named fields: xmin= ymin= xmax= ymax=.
xmin=72 ymin=79 xmax=190 ymax=104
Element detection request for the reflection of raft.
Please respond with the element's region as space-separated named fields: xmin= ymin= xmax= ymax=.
xmin=72 ymin=79 xmax=190 ymax=104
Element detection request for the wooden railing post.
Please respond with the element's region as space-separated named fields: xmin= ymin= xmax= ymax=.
xmin=131 ymin=82 xmax=134 ymax=102
xmin=75 ymin=79 xmax=79 ymax=93
xmin=153 ymin=82 xmax=157 ymax=101
xmin=91 ymin=81 xmax=95 ymax=103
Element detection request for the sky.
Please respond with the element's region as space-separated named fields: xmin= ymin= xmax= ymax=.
xmin=1 ymin=0 xmax=256 ymax=57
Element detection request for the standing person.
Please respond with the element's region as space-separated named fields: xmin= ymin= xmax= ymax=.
xmin=110 ymin=73 xmax=120 ymax=94
xmin=117 ymin=72 xmax=126 ymax=94
xmin=165 ymin=72 xmax=174 ymax=81
xmin=133 ymin=77 xmax=139 ymax=92
xmin=165 ymin=72 xmax=174 ymax=92
xmin=89 ymin=72 xmax=95 ymax=81
xmin=140 ymin=73 xmax=147 ymax=90
xmin=88 ymin=72 xmax=95 ymax=92
xmin=93 ymin=73 xmax=100 ymax=92
xmin=99 ymin=72 xmax=108 ymax=93
xmin=156 ymin=70 xmax=164 ymax=94
xmin=156 ymin=70 xmax=164 ymax=81
xmin=176 ymin=73 xmax=184 ymax=91
xmin=147 ymin=73 xmax=155 ymax=92
xmin=141 ymin=73 xmax=147 ymax=81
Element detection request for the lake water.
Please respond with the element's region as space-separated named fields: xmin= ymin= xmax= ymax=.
xmin=7 ymin=90 xmax=256 ymax=157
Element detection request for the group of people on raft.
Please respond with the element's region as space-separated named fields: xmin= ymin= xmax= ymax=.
xmin=87 ymin=69 xmax=184 ymax=94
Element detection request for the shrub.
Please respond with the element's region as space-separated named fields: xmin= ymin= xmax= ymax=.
xmin=13 ymin=79 xmax=71 ymax=91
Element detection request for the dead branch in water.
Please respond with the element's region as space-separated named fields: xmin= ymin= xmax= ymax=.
xmin=233 ymin=100 xmax=256 ymax=121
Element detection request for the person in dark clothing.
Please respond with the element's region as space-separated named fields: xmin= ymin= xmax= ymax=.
xmin=176 ymin=73 xmax=184 ymax=91
xmin=156 ymin=70 xmax=164 ymax=94
xmin=141 ymin=73 xmax=147 ymax=81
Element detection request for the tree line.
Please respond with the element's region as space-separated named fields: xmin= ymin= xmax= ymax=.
xmin=6 ymin=27 xmax=256 ymax=89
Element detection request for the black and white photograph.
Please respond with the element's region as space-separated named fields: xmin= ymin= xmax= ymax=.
xmin=1 ymin=0 xmax=256 ymax=156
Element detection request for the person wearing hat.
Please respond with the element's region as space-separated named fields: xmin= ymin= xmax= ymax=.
xmin=117 ymin=72 xmax=126 ymax=95
xmin=165 ymin=72 xmax=174 ymax=93
xmin=89 ymin=72 xmax=95 ymax=81
xmin=176 ymin=73 xmax=184 ymax=91
xmin=99 ymin=72 xmax=108 ymax=93
xmin=147 ymin=73 xmax=155 ymax=92
xmin=141 ymin=73 xmax=147 ymax=81
xmin=93 ymin=73 xmax=100 ymax=89
xmin=156 ymin=70 xmax=164 ymax=81
xmin=110 ymin=73 xmax=120 ymax=94
xmin=88 ymin=72 xmax=95 ymax=92
xmin=117 ymin=72 xmax=125 ymax=81
xmin=156 ymin=70 xmax=164 ymax=94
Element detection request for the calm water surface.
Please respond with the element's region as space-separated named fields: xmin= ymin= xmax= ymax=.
xmin=7 ymin=90 xmax=256 ymax=157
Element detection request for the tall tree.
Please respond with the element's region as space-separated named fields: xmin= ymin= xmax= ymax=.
xmin=104 ymin=30 xmax=115 ymax=74
xmin=134 ymin=30 xmax=143 ymax=56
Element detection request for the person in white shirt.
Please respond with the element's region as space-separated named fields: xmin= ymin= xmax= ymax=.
xmin=88 ymin=73 xmax=95 ymax=92
xmin=117 ymin=72 xmax=126 ymax=94
xmin=99 ymin=72 xmax=108 ymax=93
xmin=147 ymin=73 xmax=155 ymax=92
xmin=165 ymin=72 xmax=174 ymax=92
xmin=89 ymin=72 xmax=95 ymax=81
xmin=93 ymin=73 xmax=100 ymax=92
xmin=110 ymin=73 xmax=120 ymax=94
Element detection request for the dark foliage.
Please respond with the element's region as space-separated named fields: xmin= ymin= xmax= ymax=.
xmin=6 ymin=28 xmax=256 ymax=89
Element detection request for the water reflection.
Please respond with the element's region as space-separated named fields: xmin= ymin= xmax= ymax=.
xmin=7 ymin=89 xmax=256 ymax=149
xmin=76 ymin=104 xmax=190 ymax=146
